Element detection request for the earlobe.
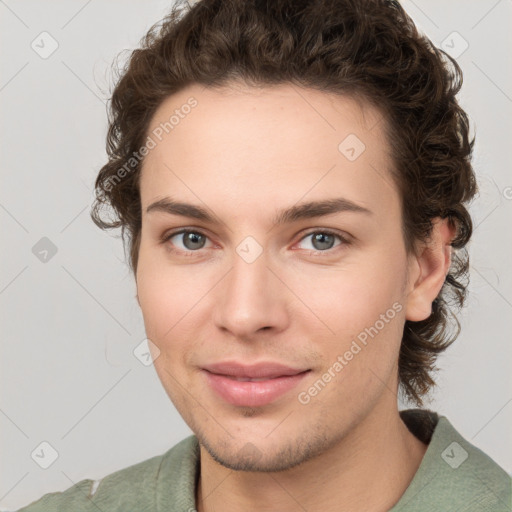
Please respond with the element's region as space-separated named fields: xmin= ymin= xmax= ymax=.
xmin=405 ymin=217 xmax=456 ymax=322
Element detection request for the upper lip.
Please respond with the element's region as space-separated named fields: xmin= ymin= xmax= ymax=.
xmin=202 ymin=361 xmax=309 ymax=379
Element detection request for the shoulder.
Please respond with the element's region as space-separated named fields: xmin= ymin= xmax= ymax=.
xmin=396 ymin=410 xmax=512 ymax=512
xmin=16 ymin=436 xmax=198 ymax=512
xmin=450 ymin=427 xmax=512 ymax=511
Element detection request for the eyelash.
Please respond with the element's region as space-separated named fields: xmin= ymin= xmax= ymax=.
xmin=159 ymin=228 xmax=351 ymax=258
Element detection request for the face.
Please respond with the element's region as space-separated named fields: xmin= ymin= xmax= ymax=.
xmin=136 ymin=82 xmax=417 ymax=471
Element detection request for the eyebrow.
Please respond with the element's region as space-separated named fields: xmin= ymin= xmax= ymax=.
xmin=145 ymin=196 xmax=373 ymax=225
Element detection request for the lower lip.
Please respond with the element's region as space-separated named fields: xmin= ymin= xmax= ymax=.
xmin=203 ymin=370 xmax=309 ymax=407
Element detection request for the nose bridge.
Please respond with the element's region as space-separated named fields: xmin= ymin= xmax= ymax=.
xmin=213 ymin=238 xmax=287 ymax=336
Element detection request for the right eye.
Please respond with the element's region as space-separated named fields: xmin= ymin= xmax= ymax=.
xmin=160 ymin=229 xmax=214 ymax=256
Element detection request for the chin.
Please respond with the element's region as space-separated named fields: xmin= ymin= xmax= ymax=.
xmin=196 ymin=426 xmax=332 ymax=473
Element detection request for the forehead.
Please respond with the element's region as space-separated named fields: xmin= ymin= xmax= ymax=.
xmin=139 ymin=82 xmax=399 ymax=224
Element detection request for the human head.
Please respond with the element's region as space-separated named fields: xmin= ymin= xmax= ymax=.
xmin=91 ymin=0 xmax=476 ymax=412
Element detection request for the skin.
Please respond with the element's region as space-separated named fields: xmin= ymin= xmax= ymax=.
xmin=135 ymin=82 xmax=455 ymax=511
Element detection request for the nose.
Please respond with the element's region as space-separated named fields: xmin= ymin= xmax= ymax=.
xmin=212 ymin=247 xmax=289 ymax=340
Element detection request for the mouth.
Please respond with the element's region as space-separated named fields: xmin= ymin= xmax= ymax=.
xmin=201 ymin=361 xmax=311 ymax=407
xmin=219 ymin=376 xmax=284 ymax=382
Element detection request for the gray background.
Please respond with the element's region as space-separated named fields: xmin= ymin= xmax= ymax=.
xmin=1 ymin=0 xmax=511 ymax=509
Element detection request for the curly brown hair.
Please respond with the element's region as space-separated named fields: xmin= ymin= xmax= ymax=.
xmin=91 ymin=0 xmax=477 ymax=406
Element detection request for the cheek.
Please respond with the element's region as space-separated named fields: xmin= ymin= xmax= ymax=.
xmin=135 ymin=250 xmax=218 ymax=382
xmin=305 ymin=256 xmax=406 ymax=337
xmin=299 ymin=248 xmax=407 ymax=388
xmin=136 ymin=249 xmax=184 ymax=346
xmin=136 ymin=261 xmax=192 ymax=397
xmin=302 ymin=284 xmax=405 ymax=417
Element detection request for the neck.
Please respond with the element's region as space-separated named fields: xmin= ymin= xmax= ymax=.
xmin=195 ymin=403 xmax=428 ymax=512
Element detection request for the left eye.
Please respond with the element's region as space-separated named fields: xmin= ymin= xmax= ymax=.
xmin=297 ymin=231 xmax=345 ymax=252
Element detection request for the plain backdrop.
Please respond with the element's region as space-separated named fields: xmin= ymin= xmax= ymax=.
xmin=1 ymin=0 xmax=511 ymax=509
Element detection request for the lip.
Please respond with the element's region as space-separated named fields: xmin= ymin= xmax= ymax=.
xmin=203 ymin=361 xmax=309 ymax=379
xmin=201 ymin=361 xmax=310 ymax=407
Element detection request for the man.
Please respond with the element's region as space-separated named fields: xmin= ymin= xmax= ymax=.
xmin=18 ymin=0 xmax=511 ymax=510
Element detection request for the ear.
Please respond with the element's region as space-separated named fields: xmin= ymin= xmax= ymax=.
xmin=405 ymin=217 xmax=456 ymax=322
